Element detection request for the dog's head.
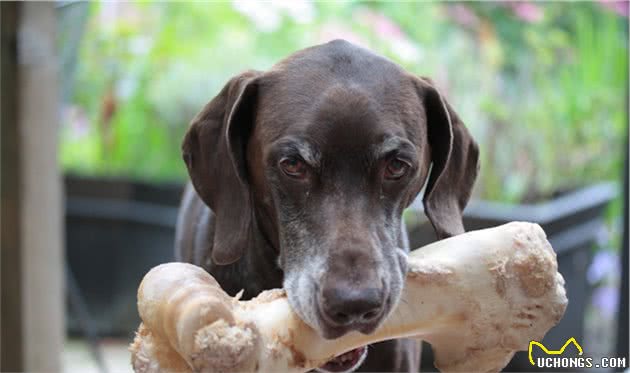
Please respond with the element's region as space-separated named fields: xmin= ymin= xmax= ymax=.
xmin=182 ymin=40 xmax=479 ymax=340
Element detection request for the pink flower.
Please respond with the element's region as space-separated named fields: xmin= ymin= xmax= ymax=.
xmin=587 ymin=251 xmax=620 ymax=284
xmin=591 ymin=285 xmax=619 ymax=319
xmin=63 ymin=105 xmax=90 ymax=140
xmin=317 ymin=23 xmax=370 ymax=49
xmin=511 ymin=2 xmax=544 ymax=23
xmin=354 ymin=8 xmax=421 ymax=62
xmin=355 ymin=8 xmax=405 ymax=40
xmin=598 ymin=0 xmax=629 ymax=17
xmin=447 ymin=4 xmax=480 ymax=29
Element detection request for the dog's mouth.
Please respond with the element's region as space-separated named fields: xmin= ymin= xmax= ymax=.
xmin=317 ymin=346 xmax=368 ymax=373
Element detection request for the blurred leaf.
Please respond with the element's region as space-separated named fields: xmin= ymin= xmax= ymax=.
xmin=59 ymin=0 xmax=628 ymax=211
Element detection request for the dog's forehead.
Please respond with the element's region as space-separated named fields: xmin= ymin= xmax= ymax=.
xmin=258 ymin=84 xmax=413 ymax=159
xmin=304 ymin=85 xmax=402 ymax=151
xmin=254 ymin=41 xmax=425 ymax=149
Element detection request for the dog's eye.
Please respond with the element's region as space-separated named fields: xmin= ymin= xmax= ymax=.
xmin=279 ymin=157 xmax=307 ymax=178
xmin=384 ymin=158 xmax=410 ymax=180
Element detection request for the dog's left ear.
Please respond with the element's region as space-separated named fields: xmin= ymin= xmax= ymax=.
xmin=414 ymin=77 xmax=480 ymax=239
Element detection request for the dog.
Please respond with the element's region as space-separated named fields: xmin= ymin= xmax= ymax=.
xmin=175 ymin=39 xmax=479 ymax=372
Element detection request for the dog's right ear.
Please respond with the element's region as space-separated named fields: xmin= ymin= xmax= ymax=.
xmin=182 ymin=71 xmax=261 ymax=265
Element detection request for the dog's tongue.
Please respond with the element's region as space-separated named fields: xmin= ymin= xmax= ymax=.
xmin=319 ymin=346 xmax=368 ymax=372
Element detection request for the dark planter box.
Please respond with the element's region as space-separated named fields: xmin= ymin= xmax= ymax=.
xmin=65 ymin=176 xmax=184 ymax=336
xmin=407 ymin=183 xmax=617 ymax=372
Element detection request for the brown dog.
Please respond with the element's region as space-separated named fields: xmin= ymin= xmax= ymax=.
xmin=175 ymin=39 xmax=479 ymax=372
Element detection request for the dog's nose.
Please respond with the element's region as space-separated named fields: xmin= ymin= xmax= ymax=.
xmin=320 ymin=285 xmax=384 ymax=326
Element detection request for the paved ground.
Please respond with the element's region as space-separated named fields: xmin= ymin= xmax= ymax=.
xmin=64 ymin=338 xmax=132 ymax=373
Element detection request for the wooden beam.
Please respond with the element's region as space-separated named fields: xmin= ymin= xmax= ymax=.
xmin=1 ymin=2 xmax=24 ymax=370
xmin=1 ymin=2 xmax=64 ymax=371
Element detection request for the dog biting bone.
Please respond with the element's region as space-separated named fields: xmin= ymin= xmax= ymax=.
xmin=130 ymin=222 xmax=567 ymax=372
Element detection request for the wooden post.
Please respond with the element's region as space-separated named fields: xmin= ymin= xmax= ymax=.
xmin=1 ymin=2 xmax=64 ymax=371
xmin=1 ymin=2 xmax=24 ymax=369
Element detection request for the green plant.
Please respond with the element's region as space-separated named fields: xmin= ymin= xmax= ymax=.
xmin=59 ymin=2 xmax=627 ymax=207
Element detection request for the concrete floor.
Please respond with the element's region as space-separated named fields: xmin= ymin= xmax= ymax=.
xmin=63 ymin=338 xmax=132 ymax=373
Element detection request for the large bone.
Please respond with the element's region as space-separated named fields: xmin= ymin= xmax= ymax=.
xmin=130 ymin=222 xmax=567 ymax=373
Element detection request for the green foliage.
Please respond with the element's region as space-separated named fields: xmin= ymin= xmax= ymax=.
xmin=490 ymin=3 xmax=628 ymax=202
xmin=59 ymin=2 xmax=628 ymax=205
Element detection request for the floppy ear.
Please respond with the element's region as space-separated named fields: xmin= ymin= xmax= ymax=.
xmin=182 ymin=71 xmax=261 ymax=265
xmin=416 ymin=77 xmax=480 ymax=239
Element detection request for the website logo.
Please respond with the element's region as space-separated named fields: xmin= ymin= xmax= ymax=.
xmin=529 ymin=337 xmax=626 ymax=369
